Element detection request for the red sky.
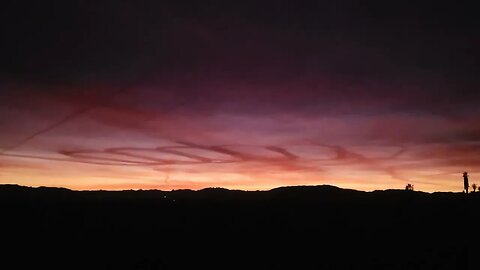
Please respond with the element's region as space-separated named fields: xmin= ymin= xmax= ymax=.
xmin=1 ymin=1 xmax=479 ymax=192
xmin=1 ymin=79 xmax=478 ymax=192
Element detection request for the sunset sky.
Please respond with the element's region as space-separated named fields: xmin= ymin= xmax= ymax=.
xmin=1 ymin=1 xmax=479 ymax=192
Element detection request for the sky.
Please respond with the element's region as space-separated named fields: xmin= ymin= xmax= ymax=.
xmin=1 ymin=1 xmax=479 ymax=192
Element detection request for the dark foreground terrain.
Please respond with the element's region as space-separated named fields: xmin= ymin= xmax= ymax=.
xmin=1 ymin=184 xmax=479 ymax=269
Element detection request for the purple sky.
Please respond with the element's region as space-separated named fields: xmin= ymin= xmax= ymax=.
xmin=1 ymin=1 xmax=479 ymax=191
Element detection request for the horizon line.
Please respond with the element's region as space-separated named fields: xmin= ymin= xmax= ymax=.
xmin=0 ymin=182 xmax=461 ymax=194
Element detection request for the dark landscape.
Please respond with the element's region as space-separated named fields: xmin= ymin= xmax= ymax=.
xmin=1 ymin=2 xmax=479 ymax=269
xmin=2 ymin=184 xmax=479 ymax=269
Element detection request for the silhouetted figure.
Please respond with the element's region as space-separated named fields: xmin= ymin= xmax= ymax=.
xmin=463 ymin=172 xmax=469 ymax=194
xmin=472 ymin=183 xmax=477 ymax=192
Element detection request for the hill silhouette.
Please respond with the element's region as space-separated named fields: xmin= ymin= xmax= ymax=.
xmin=1 ymin=184 xmax=480 ymax=269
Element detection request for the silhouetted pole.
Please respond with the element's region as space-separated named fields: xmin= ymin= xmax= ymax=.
xmin=463 ymin=172 xmax=469 ymax=194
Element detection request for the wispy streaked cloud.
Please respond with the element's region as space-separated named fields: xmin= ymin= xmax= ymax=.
xmin=1 ymin=1 xmax=478 ymax=192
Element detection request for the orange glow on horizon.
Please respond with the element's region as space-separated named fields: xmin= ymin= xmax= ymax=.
xmin=1 ymin=84 xmax=479 ymax=193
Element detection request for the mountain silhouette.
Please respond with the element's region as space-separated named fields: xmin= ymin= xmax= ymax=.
xmin=1 ymin=184 xmax=479 ymax=269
